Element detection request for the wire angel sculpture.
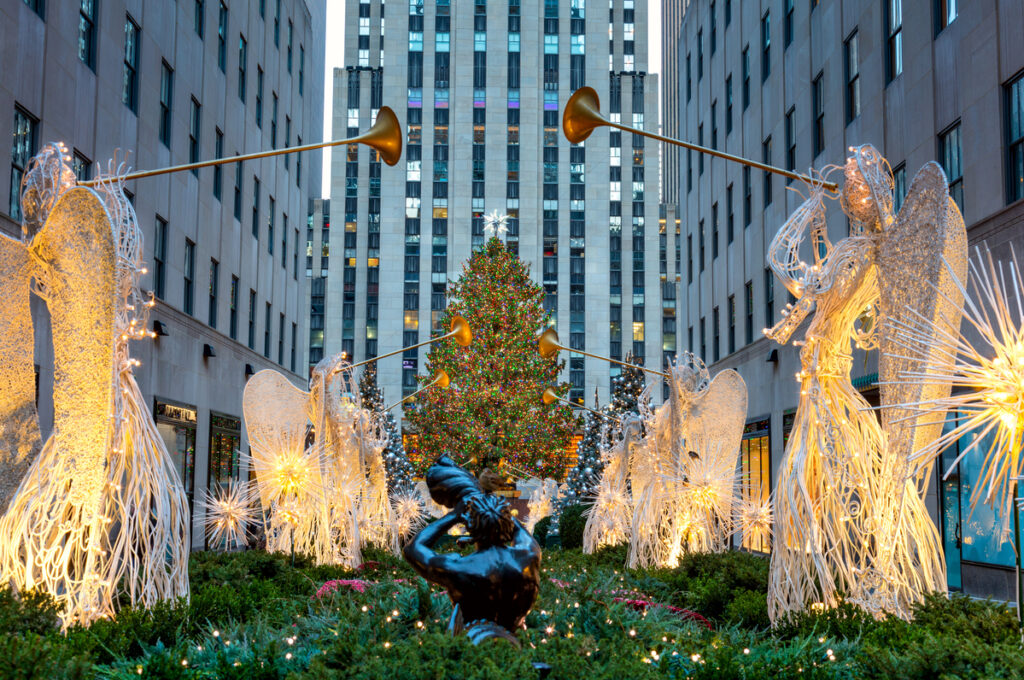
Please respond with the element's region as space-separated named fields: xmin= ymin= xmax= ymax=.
xmin=525 ymin=478 xmax=559 ymax=534
xmin=628 ymin=353 xmax=749 ymax=568
xmin=243 ymin=352 xmax=402 ymax=565
xmin=764 ymin=145 xmax=966 ymax=622
xmin=0 ymin=144 xmax=190 ymax=627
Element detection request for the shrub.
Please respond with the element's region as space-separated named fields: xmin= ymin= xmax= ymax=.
xmin=532 ymin=516 xmax=552 ymax=547
xmin=0 ymin=585 xmax=61 ymax=635
xmin=557 ymin=504 xmax=587 ymax=550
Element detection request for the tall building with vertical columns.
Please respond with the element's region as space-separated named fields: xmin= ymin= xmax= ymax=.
xmin=325 ymin=0 xmax=675 ymax=431
xmin=676 ymin=0 xmax=1024 ymax=600
xmin=0 ymin=0 xmax=325 ymax=548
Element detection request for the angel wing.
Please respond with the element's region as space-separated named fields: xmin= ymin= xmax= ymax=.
xmin=242 ymin=369 xmax=311 ymax=458
xmin=877 ymin=162 xmax=968 ymax=472
xmin=679 ymin=369 xmax=748 ymax=456
xmin=0 ymin=233 xmax=41 ymax=512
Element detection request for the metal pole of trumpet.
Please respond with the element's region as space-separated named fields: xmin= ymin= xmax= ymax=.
xmin=538 ymin=327 xmax=669 ymax=379
xmin=386 ymin=370 xmax=450 ymax=411
xmin=80 ymin=107 xmax=402 ymax=186
xmin=542 ymin=387 xmax=618 ymax=421
xmin=563 ymin=87 xmax=838 ymax=192
xmin=339 ymin=316 xmax=472 ymax=374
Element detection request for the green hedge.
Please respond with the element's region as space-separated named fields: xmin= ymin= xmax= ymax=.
xmin=0 ymin=546 xmax=1019 ymax=679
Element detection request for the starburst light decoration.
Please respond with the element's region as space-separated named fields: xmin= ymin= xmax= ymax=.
xmin=202 ymin=481 xmax=259 ymax=549
xmin=482 ymin=210 xmax=510 ymax=239
xmin=888 ymin=245 xmax=1024 ymax=542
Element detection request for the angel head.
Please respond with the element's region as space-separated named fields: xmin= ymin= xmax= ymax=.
xmin=840 ymin=144 xmax=895 ymax=233
xmin=20 ymin=142 xmax=76 ymax=242
xmin=668 ymin=352 xmax=711 ymax=405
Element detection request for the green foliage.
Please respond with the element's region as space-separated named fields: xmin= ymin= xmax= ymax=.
xmin=5 ymin=548 xmax=1020 ymax=679
xmin=532 ymin=515 xmax=552 ymax=546
xmin=557 ymin=503 xmax=587 ymax=549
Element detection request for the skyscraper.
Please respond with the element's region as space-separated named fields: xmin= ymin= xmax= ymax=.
xmin=0 ymin=0 xmax=325 ymax=548
xmin=326 ymin=0 xmax=675 ymax=428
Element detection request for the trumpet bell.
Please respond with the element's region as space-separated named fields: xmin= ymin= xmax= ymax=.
xmin=359 ymin=106 xmax=403 ymax=166
xmin=563 ymin=87 xmax=606 ymax=144
xmin=450 ymin=316 xmax=473 ymax=347
xmin=542 ymin=387 xmax=560 ymax=406
xmin=434 ymin=369 xmax=451 ymax=389
xmin=538 ymin=328 xmax=561 ymax=359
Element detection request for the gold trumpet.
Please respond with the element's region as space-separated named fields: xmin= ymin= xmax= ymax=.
xmin=81 ymin=106 xmax=403 ymax=186
xmin=387 ymin=369 xmax=450 ymax=411
xmin=538 ymin=327 xmax=669 ymax=379
xmin=542 ymin=386 xmax=613 ymax=420
xmin=563 ymin=87 xmax=838 ymax=192
xmin=340 ymin=316 xmax=472 ymax=374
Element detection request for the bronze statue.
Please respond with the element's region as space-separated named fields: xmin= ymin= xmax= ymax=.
xmin=403 ymin=457 xmax=541 ymax=642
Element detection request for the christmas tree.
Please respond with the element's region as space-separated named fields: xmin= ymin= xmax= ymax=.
xmin=405 ymin=237 xmax=575 ymax=479
xmin=560 ymin=390 xmax=607 ymax=506
xmin=358 ymin=362 xmax=416 ymax=496
xmin=609 ymin=352 xmax=647 ymax=417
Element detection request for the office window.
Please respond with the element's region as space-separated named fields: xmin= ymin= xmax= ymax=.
xmin=742 ymin=46 xmax=750 ymax=110
xmin=764 ymin=268 xmax=774 ymax=329
xmin=1007 ymin=74 xmax=1024 ymax=203
xmin=296 ymin=136 xmax=302 ymax=188
xmin=229 ymin=275 xmax=239 ymax=340
xmin=255 ymin=67 xmax=263 ymax=127
xmin=213 ymin=128 xmax=223 ymax=199
xmin=79 ymin=0 xmax=97 ymax=69
xmin=699 ymin=220 xmax=705 ymax=272
xmin=887 ymin=0 xmax=902 ymax=82
xmin=726 ymin=184 xmax=734 ymax=243
xmin=123 ymin=16 xmax=140 ymax=112
xmin=700 ymin=317 xmax=706 ymax=359
xmin=711 ymin=101 xmax=718 ymax=149
xmin=762 ymin=137 xmax=773 ymax=206
xmin=247 ymin=290 xmax=256 ymax=349
xmin=893 ymin=163 xmax=907 ymax=212
xmin=698 ymin=125 xmax=704 ymax=174
xmin=936 ymin=0 xmax=956 ymax=32
xmin=725 ymin=75 xmax=733 ymax=134
xmin=274 ymin=0 xmax=280 ymax=46
xmin=184 ymin=239 xmax=196 ymax=316
xmin=233 ymin=160 xmax=242 ymax=220
xmin=299 ymin=45 xmax=305 ymax=95
xmin=697 ymin=30 xmax=703 ymax=81
xmin=252 ymin=177 xmax=260 ymax=238
xmin=9 ymin=106 xmax=37 ymax=221
xmin=290 ymin=322 xmax=297 ymax=372
xmin=217 ymin=2 xmax=227 ymax=72
xmin=761 ymin=12 xmax=770 ymax=82
xmin=743 ymin=166 xmax=751 ymax=227
xmin=813 ymin=72 xmax=825 ymax=157
xmin=687 ymin=233 xmax=693 ymax=283
xmin=189 ymin=99 xmax=201 ymax=170
xmin=845 ymin=31 xmax=861 ymax=123
xmin=713 ymin=306 xmax=720 ymax=361
xmin=712 ymin=203 xmax=719 ymax=259
xmin=271 ymin=93 xmax=278 ymax=146
xmin=208 ymin=259 xmax=219 ymax=328
xmin=785 ymin=108 xmax=796 ymax=182
xmin=710 ymin=1 xmax=717 ymax=54
xmin=728 ymin=295 xmax=736 ymax=354
xmin=194 ymin=0 xmax=205 ymax=38
xmin=268 ymin=196 xmax=275 ymax=255
xmin=284 ymin=117 xmax=290 ymax=168
xmin=744 ymin=281 xmax=754 ymax=344
xmin=154 ymin=216 xmax=167 ymax=299
xmin=72 ymin=150 xmax=92 ymax=181
xmin=287 ymin=20 xmax=293 ymax=72
xmin=278 ymin=313 xmax=285 ymax=364
xmin=158 ymin=62 xmax=173 ymax=147
xmin=23 ymin=0 xmax=44 ymax=18
xmin=686 ymin=53 xmax=691 ymax=102
xmin=783 ymin=0 xmax=793 ymax=47
xmin=282 ymin=213 xmax=288 ymax=268
xmin=264 ymin=302 xmax=272 ymax=357
xmin=940 ymin=122 xmax=963 ymax=213
xmin=238 ymin=35 xmax=247 ymax=101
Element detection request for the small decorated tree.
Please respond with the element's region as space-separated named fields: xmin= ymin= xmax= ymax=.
xmin=358 ymin=362 xmax=416 ymax=495
xmin=561 ymin=391 xmax=607 ymax=505
xmin=405 ymin=237 xmax=575 ymax=478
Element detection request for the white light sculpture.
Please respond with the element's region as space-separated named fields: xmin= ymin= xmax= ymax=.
xmin=765 ymin=145 xmax=966 ymax=622
xmin=583 ymin=410 xmax=646 ymax=554
xmin=0 ymin=145 xmax=189 ymax=627
xmin=628 ymin=354 xmax=749 ymax=568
